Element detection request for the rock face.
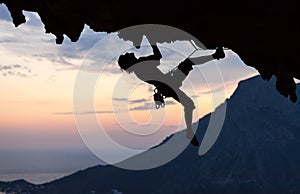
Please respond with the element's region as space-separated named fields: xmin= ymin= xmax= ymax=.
xmin=22 ymin=76 xmax=298 ymax=194
xmin=0 ymin=0 xmax=299 ymax=102
xmin=0 ymin=179 xmax=35 ymax=193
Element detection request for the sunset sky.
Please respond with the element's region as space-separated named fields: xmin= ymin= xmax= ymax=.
xmin=0 ymin=4 xmax=258 ymax=156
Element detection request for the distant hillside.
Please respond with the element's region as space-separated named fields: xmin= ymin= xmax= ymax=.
xmin=5 ymin=75 xmax=300 ymax=194
xmin=0 ymin=179 xmax=35 ymax=193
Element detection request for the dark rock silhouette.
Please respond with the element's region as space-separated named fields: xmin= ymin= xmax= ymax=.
xmin=2 ymin=76 xmax=298 ymax=194
xmin=0 ymin=179 xmax=35 ymax=193
xmin=0 ymin=0 xmax=299 ymax=102
xmin=117 ymin=44 xmax=224 ymax=146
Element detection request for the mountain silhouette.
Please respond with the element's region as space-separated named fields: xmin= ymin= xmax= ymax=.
xmin=11 ymin=75 xmax=296 ymax=194
xmin=0 ymin=179 xmax=34 ymax=193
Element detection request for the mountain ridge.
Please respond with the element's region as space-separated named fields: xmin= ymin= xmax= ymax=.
xmin=2 ymin=75 xmax=300 ymax=194
xmin=38 ymin=76 xmax=300 ymax=193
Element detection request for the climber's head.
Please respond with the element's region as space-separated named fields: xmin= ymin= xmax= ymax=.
xmin=118 ymin=52 xmax=137 ymax=73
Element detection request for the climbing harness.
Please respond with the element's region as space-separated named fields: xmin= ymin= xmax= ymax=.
xmin=152 ymin=41 xmax=228 ymax=109
xmin=153 ymin=41 xmax=200 ymax=109
xmin=153 ymin=88 xmax=165 ymax=109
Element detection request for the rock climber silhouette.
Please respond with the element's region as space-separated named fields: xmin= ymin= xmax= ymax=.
xmin=117 ymin=42 xmax=225 ymax=146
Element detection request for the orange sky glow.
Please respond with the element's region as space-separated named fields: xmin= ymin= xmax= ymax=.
xmin=0 ymin=7 xmax=258 ymax=151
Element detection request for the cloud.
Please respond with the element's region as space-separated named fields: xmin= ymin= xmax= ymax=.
xmin=164 ymin=100 xmax=177 ymax=105
xmin=0 ymin=4 xmax=12 ymax=22
xmin=129 ymin=98 xmax=148 ymax=104
xmin=23 ymin=11 xmax=44 ymax=27
xmin=129 ymin=102 xmax=153 ymax=111
xmin=53 ymin=98 xmax=172 ymax=115
xmin=45 ymin=26 xmax=109 ymax=65
xmin=33 ymin=53 xmax=73 ymax=66
xmin=189 ymin=94 xmax=200 ymax=98
xmin=53 ymin=110 xmax=113 ymax=115
xmin=0 ymin=10 xmax=94 ymax=70
xmin=127 ymin=121 xmax=157 ymax=127
xmin=0 ymin=64 xmax=34 ymax=78
xmin=31 ymin=26 xmax=134 ymax=74
xmin=82 ymin=32 xmax=134 ymax=69
xmin=94 ymin=62 xmax=123 ymax=75
xmin=58 ymin=27 xmax=108 ymax=58
xmin=112 ymin=93 xmax=180 ymax=112
xmin=112 ymin=97 xmax=127 ymax=102
xmin=129 ymin=100 xmax=176 ymax=111
xmin=112 ymin=97 xmax=148 ymax=105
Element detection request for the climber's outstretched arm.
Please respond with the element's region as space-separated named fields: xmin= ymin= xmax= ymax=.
xmin=188 ymin=47 xmax=225 ymax=65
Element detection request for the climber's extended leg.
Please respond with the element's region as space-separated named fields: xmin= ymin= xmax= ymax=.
xmin=174 ymin=89 xmax=199 ymax=146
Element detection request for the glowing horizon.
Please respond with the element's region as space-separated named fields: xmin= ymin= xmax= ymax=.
xmin=0 ymin=4 xmax=258 ymax=151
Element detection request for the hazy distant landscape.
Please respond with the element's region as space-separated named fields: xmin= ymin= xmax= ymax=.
xmin=0 ymin=149 xmax=100 ymax=184
xmin=1 ymin=75 xmax=299 ymax=194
